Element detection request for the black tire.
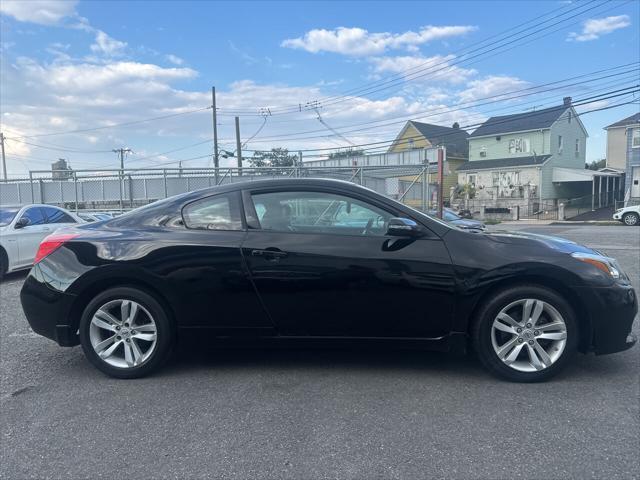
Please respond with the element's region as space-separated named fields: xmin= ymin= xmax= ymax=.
xmin=622 ymin=212 xmax=639 ymax=226
xmin=0 ymin=248 xmax=6 ymax=281
xmin=79 ymin=287 xmax=174 ymax=379
xmin=471 ymin=285 xmax=578 ymax=382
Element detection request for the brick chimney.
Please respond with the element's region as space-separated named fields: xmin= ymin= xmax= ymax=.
xmin=452 ymin=122 xmax=460 ymax=129
xmin=563 ymin=96 xmax=572 ymax=107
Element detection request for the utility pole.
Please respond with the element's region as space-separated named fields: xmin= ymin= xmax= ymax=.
xmin=211 ymin=87 xmax=219 ymax=182
xmin=113 ymin=148 xmax=132 ymax=212
xmin=0 ymin=132 xmax=7 ymax=181
xmin=437 ymin=147 xmax=445 ymax=219
xmin=235 ymin=116 xmax=242 ymax=175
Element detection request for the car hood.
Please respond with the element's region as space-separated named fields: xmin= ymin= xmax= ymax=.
xmin=485 ymin=230 xmax=599 ymax=255
xmin=452 ymin=218 xmax=485 ymax=229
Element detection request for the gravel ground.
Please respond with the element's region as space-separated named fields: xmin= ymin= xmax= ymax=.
xmin=1 ymin=224 xmax=638 ymax=479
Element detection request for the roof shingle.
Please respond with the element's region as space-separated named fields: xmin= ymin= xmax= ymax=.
xmin=605 ymin=113 xmax=640 ymax=129
xmin=408 ymin=121 xmax=469 ymax=158
xmin=456 ymin=155 xmax=551 ymax=171
xmin=469 ymin=105 xmax=568 ymax=138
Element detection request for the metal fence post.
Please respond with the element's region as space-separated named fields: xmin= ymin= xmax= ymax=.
xmin=359 ymin=167 xmax=364 ymax=185
xmin=73 ymin=172 xmax=79 ymax=213
xmin=29 ymin=171 xmax=34 ymax=204
xmin=421 ymin=166 xmax=427 ymax=212
xmin=128 ymin=174 xmax=134 ymax=208
xmin=163 ymin=169 xmax=168 ymax=198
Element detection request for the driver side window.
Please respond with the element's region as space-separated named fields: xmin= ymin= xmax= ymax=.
xmin=18 ymin=207 xmax=46 ymax=227
xmin=251 ymin=191 xmax=392 ymax=236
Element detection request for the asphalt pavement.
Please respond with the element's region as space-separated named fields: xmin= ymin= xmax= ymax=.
xmin=1 ymin=224 xmax=638 ymax=479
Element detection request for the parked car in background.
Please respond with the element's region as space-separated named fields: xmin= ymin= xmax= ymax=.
xmin=0 ymin=204 xmax=82 ymax=279
xmin=613 ymin=205 xmax=640 ymax=226
xmin=429 ymin=207 xmax=486 ymax=230
xmin=77 ymin=212 xmax=114 ymax=223
xmin=20 ymin=179 xmax=636 ymax=382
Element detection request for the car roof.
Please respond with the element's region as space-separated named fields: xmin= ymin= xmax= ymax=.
xmin=109 ymin=177 xmax=451 ymax=236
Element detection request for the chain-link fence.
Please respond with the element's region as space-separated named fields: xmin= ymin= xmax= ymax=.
xmin=0 ymin=165 xmax=443 ymax=213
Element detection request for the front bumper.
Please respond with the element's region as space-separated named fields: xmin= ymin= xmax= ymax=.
xmin=612 ymin=212 xmax=622 ymax=220
xmin=20 ymin=267 xmax=79 ymax=346
xmin=575 ymin=283 xmax=638 ymax=355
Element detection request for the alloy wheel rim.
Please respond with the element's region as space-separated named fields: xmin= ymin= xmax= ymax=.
xmin=89 ymin=299 xmax=158 ymax=368
xmin=491 ymin=298 xmax=567 ymax=373
xmin=624 ymin=214 xmax=637 ymax=225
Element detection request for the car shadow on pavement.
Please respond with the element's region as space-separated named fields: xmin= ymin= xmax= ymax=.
xmin=0 ymin=270 xmax=29 ymax=285
xmin=165 ymin=338 xmax=489 ymax=379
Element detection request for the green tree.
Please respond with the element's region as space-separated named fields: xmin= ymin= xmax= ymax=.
xmin=585 ymin=159 xmax=606 ymax=170
xmin=248 ymin=148 xmax=298 ymax=168
xmin=328 ymin=149 xmax=365 ymax=159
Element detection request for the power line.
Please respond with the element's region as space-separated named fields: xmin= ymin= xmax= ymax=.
xmin=234 ymin=68 xmax=639 ymax=144
xmin=215 ymin=0 xmax=613 ymax=115
xmin=284 ymin=91 xmax=640 ymax=153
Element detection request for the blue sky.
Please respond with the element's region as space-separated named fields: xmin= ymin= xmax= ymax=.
xmin=0 ymin=0 xmax=638 ymax=175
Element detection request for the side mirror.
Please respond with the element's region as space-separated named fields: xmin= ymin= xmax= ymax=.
xmin=14 ymin=217 xmax=29 ymax=229
xmin=386 ymin=217 xmax=424 ymax=237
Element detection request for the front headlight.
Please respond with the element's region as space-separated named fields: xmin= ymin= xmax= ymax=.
xmin=571 ymin=252 xmax=622 ymax=279
xmin=615 ymin=208 xmax=623 ymax=213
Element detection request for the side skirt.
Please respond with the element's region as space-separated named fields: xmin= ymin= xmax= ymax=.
xmin=178 ymin=328 xmax=468 ymax=355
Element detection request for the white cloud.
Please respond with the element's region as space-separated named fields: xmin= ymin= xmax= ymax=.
xmin=369 ymin=55 xmax=476 ymax=84
xmin=567 ymin=15 xmax=631 ymax=42
xmin=165 ymin=54 xmax=184 ymax=65
xmin=0 ymin=0 xmax=78 ymax=25
xmin=457 ymin=75 xmax=530 ymax=103
xmin=90 ymin=30 xmax=127 ymax=56
xmin=282 ymin=25 xmax=476 ymax=56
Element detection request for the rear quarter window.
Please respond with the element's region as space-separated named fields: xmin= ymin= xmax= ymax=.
xmin=182 ymin=193 xmax=243 ymax=230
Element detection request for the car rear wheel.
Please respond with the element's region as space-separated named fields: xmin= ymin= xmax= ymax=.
xmin=79 ymin=287 xmax=174 ymax=378
xmin=472 ymin=285 xmax=577 ymax=382
xmin=622 ymin=212 xmax=639 ymax=226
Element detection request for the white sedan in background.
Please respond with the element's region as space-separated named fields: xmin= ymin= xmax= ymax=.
xmin=0 ymin=204 xmax=82 ymax=279
xmin=613 ymin=204 xmax=640 ymax=226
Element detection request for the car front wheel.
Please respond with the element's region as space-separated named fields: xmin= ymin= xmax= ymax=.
xmin=622 ymin=212 xmax=639 ymax=226
xmin=79 ymin=287 xmax=174 ymax=378
xmin=472 ymin=285 xmax=577 ymax=382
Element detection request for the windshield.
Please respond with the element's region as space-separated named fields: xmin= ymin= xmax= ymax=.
xmin=0 ymin=207 xmax=21 ymax=227
xmin=443 ymin=210 xmax=461 ymax=221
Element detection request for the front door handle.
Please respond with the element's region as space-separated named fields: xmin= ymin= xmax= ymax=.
xmin=251 ymin=248 xmax=288 ymax=260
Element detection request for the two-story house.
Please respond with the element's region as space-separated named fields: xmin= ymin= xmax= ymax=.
xmin=388 ymin=120 xmax=469 ymax=202
xmin=604 ymin=113 xmax=640 ymax=203
xmin=457 ymin=97 xmax=596 ymax=205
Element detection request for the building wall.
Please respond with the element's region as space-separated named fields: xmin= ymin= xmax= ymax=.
xmin=390 ymin=123 xmax=464 ymax=201
xmin=606 ymin=127 xmax=627 ymax=170
xmin=625 ymin=126 xmax=640 ymax=200
xmin=468 ymin=130 xmax=548 ymax=161
xmin=457 ymin=166 xmax=541 ymax=200
xmin=539 ymin=108 xmax=587 ymax=199
xmin=389 ymin=123 xmax=432 ymax=153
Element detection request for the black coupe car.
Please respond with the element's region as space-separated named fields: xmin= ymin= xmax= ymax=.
xmin=20 ymin=179 xmax=637 ymax=381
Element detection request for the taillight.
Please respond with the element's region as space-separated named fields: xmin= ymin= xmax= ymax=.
xmin=34 ymin=233 xmax=79 ymax=264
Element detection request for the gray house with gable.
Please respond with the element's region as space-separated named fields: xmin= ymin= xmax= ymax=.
xmin=457 ymin=98 xmax=622 ymax=207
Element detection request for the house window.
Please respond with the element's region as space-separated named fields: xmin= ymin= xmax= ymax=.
xmin=492 ymin=172 xmax=499 ymax=186
xmin=632 ymin=128 xmax=640 ymax=148
xmin=568 ymin=111 xmax=572 ymax=124
xmin=480 ymin=146 xmax=487 ymax=157
xmin=558 ymin=135 xmax=563 ymax=154
xmin=575 ymin=139 xmax=580 ymax=156
xmin=408 ymin=138 xmax=415 ymax=149
xmin=467 ymin=174 xmax=477 ymax=186
xmin=509 ymin=139 xmax=516 ymax=154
